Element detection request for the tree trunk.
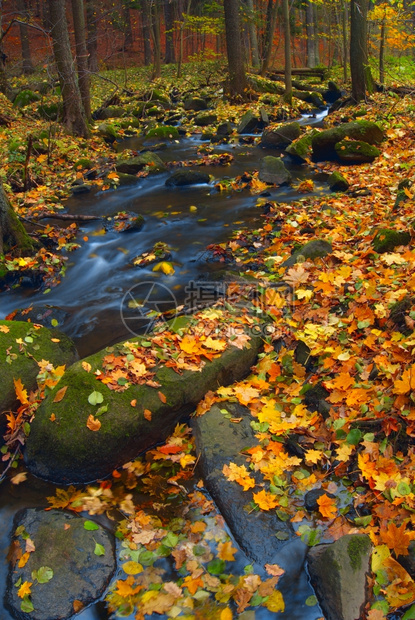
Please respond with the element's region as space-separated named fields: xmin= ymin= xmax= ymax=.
xmin=305 ymin=0 xmax=317 ymax=68
xmin=49 ymin=0 xmax=89 ymax=138
xmin=0 ymin=184 xmax=37 ymax=256
xmin=150 ymin=0 xmax=162 ymax=78
xmin=224 ymin=0 xmax=247 ymax=98
xmin=350 ymin=0 xmax=368 ymax=102
xmin=122 ymin=1 xmax=133 ymax=50
xmin=260 ymin=0 xmax=278 ymax=76
xmin=71 ymin=0 xmax=91 ymax=121
xmin=243 ymin=0 xmax=259 ymax=69
xmin=164 ymin=0 xmax=175 ymax=63
xmin=142 ymin=0 xmax=152 ymax=65
xmin=282 ymin=0 xmax=292 ymax=104
xmin=379 ymin=14 xmax=386 ymax=84
xmin=86 ymin=0 xmax=99 ymax=72
xmin=342 ymin=0 xmax=348 ymax=82
xmin=15 ymin=0 xmax=35 ymax=74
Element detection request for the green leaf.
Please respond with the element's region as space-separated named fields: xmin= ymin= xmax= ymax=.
xmin=207 ymin=559 xmax=225 ymax=575
xmin=83 ymin=520 xmax=99 ymax=531
xmin=95 ymin=404 xmax=108 ymax=416
xmin=33 ymin=566 xmax=53 ymax=583
xmin=305 ymin=595 xmax=318 ymax=607
xmin=21 ymin=597 xmax=34 ymax=613
xmin=88 ymin=391 xmax=104 ymax=406
xmin=346 ymin=429 xmax=362 ymax=445
xmin=51 ymin=319 xmax=59 ymax=327
xmin=94 ymin=542 xmax=105 ymax=556
xmin=403 ymin=605 xmax=415 ymax=620
xmin=162 ymin=531 xmax=179 ymax=548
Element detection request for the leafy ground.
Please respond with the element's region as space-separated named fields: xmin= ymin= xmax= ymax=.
xmin=2 ymin=66 xmax=415 ymax=619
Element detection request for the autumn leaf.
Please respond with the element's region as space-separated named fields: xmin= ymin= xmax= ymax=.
xmin=0 ymin=325 xmax=10 ymax=333
xmin=122 ymin=561 xmax=143 ymax=575
xmin=253 ymin=489 xmax=279 ymax=511
xmin=158 ymin=391 xmax=167 ymax=403
xmin=86 ymin=415 xmax=101 ymax=431
xmin=73 ymin=601 xmax=84 ymax=613
xmin=143 ymin=408 xmax=152 ymax=421
xmin=53 ymin=385 xmax=68 ymax=403
xmin=17 ymin=581 xmax=32 ymax=599
xmin=317 ymin=493 xmax=337 ymax=519
xmin=218 ymin=541 xmax=237 ymax=562
xmin=379 ymin=521 xmax=414 ymax=557
xmin=14 ymin=377 xmax=28 ymax=405
xmin=18 ymin=552 xmax=30 ymax=568
xmin=220 ymin=608 xmax=233 ymax=620
xmin=223 ymin=462 xmax=255 ymax=491
xmin=152 ymin=261 xmax=175 ymax=275
xmin=265 ymin=563 xmax=285 ymax=578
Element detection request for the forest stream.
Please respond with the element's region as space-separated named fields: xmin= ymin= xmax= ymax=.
xmin=0 ymin=109 xmax=331 ymax=620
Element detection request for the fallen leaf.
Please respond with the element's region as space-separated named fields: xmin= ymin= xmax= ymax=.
xmin=53 ymin=385 xmax=68 ymax=403
xmin=86 ymin=415 xmax=101 ymax=431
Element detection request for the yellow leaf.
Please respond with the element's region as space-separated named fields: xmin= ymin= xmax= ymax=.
xmin=0 ymin=325 xmax=10 ymax=333
xmin=13 ymin=377 xmax=28 ymax=405
xmin=180 ymin=334 xmax=201 ymax=355
xmin=122 ymin=561 xmax=143 ymax=575
xmin=179 ymin=453 xmax=196 ymax=468
xmin=203 ymin=336 xmax=227 ymax=351
xmin=82 ymin=361 xmax=92 ymax=373
xmin=253 ymin=489 xmax=279 ymax=511
xmin=218 ymin=541 xmax=237 ymax=562
xmin=17 ymin=581 xmax=32 ymax=599
xmin=220 ymin=608 xmax=233 ymax=620
xmin=152 ymin=261 xmax=175 ymax=275
xmin=264 ymin=589 xmax=285 ymax=612
xmin=18 ymin=552 xmax=30 ymax=568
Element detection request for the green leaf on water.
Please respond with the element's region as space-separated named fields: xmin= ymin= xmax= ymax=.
xmin=94 ymin=542 xmax=105 ymax=556
xmin=88 ymin=391 xmax=103 ymax=406
xmin=32 ymin=566 xmax=53 ymax=583
xmin=83 ymin=520 xmax=99 ymax=531
xmin=305 ymin=595 xmax=318 ymax=606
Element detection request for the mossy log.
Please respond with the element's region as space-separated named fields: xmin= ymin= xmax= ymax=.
xmin=0 ymin=183 xmax=38 ymax=256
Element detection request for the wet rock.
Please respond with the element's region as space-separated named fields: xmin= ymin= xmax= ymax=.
xmin=184 ymin=96 xmax=208 ymax=111
xmin=259 ymin=107 xmax=270 ymax=128
xmin=97 ymin=123 xmax=118 ymax=143
xmin=116 ymin=151 xmax=166 ymax=175
xmin=194 ymin=112 xmax=218 ymax=126
xmin=282 ymin=238 xmax=332 ymax=268
xmin=0 ymin=320 xmax=78 ymax=417
xmin=24 ymin=321 xmax=262 ymax=483
xmin=304 ymin=488 xmax=335 ymax=512
xmin=71 ymin=183 xmax=91 ymax=195
xmin=372 ymin=228 xmax=411 ymax=253
xmin=324 ymin=81 xmax=343 ymax=103
xmin=165 ymin=170 xmax=210 ymax=187
xmin=114 ymin=172 xmax=138 ymax=186
xmin=312 ymin=120 xmax=384 ymax=161
xmin=285 ymin=129 xmax=318 ymax=162
xmin=145 ymin=125 xmax=179 ymax=140
xmin=192 ymin=402 xmax=294 ymax=564
xmin=335 ymin=139 xmax=380 ymax=163
xmin=5 ymin=508 xmax=116 ymax=620
xmin=11 ymin=305 xmax=69 ymax=331
xmin=261 ymin=122 xmax=301 ymax=148
xmin=307 ymin=534 xmax=372 ymax=620
xmin=259 ymin=156 xmax=291 ymax=185
xmin=328 ymin=171 xmax=349 ymax=192
xmin=237 ymin=110 xmax=258 ymax=134
xmin=293 ymin=90 xmax=325 ymax=108
xmin=217 ymin=121 xmax=233 ymax=136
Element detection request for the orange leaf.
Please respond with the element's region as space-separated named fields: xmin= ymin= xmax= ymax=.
xmin=158 ymin=391 xmax=167 ymax=403
xmin=73 ymin=601 xmax=84 ymax=613
xmin=130 ymin=399 xmax=137 ymax=407
xmin=86 ymin=414 xmax=101 ymax=431
xmin=50 ymin=413 xmax=56 ymax=422
xmin=253 ymin=489 xmax=279 ymax=511
xmin=13 ymin=377 xmax=28 ymax=405
xmin=53 ymin=385 xmax=68 ymax=403
xmin=17 ymin=581 xmax=32 ymax=599
xmin=0 ymin=325 xmax=10 ymax=333
xmin=218 ymin=541 xmax=237 ymax=562
xmin=18 ymin=552 xmax=30 ymax=568
xmin=317 ymin=493 xmax=337 ymax=519
xmin=379 ymin=521 xmax=413 ymax=557
xmin=144 ymin=409 xmax=152 ymax=421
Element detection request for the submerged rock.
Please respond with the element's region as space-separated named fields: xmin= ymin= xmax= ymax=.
xmin=5 ymin=508 xmax=116 ymax=620
xmin=24 ymin=320 xmax=262 ymax=483
xmin=307 ymin=534 xmax=372 ymax=620
xmin=259 ymin=156 xmax=291 ymax=185
xmin=165 ymin=170 xmax=210 ymax=187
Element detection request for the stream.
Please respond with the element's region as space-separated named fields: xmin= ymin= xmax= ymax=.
xmin=0 ymin=110 xmax=331 ymax=619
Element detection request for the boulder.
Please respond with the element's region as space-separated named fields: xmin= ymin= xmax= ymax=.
xmin=192 ymin=402 xmax=294 ymax=564
xmin=217 ymin=121 xmax=233 ymax=136
xmin=285 ymin=129 xmax=318 ymax=162
xmin=328 ymin=171 xmax=349 ymax=192
xmin=93 ymin=105 xmax=126 ymax=120
xmin=97 ymin=123 xmax=118 ymax=142
xmin=312 ymin=121 xmax=384 ymax=161
xmin=0 ymin=320 xmax=78 ymax=416
xmin=184 ymin=96 xmax=208 ymax=111
xmin=194 ymin=112 xmax=218 ymax=126
xmin=282 ymin=239 xmax=332 ymax=268
xmin=5 ymin=508 xmax=116 ymax=620
xmin=324 ymin=81 xmax=343 ymax=103
xmin=261 ymin=122 xmax=301 ymax=148
xmin=144 ymin=88 xmax=170 ymax=104
xmin=24 ymin=319 xmax=262 ymax=483
xmin=237 ymin=110 xmax=258 ymax=134
xmin=372 ymin=228 xmax=411 ymax=254
xmin=145 ymin=125 xmax=179 ymax=140
xmin=307 ymin=534 xmax=372 ymax=620
xmin=116 ymin=151 xmax=166 ymax=175
xmin=13 ymin=89 xmax=40 ymax=108
xmin=335 ymin=139 xmax=380 ymax=163
xmin=37 ymin=102 xmax=62 ymax=121
xmin=165 ymin=170 xmax=210 ymax=187
xmin=259 ymin=156 xmax=291 ymax=185
xmin=394 ymin=178 xmax=413 ymax=211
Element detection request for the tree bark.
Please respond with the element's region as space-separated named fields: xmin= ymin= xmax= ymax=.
xmin=164 ymin=0 xmax=175 ymax=63
xmin=0 ymin=184 xmax=37 ymax=256
xmin=142 ymin=0 xmax=152 ymax=65
xmin=86 ymin=0 xmax=99 ymax=72
xmin=71 ymin=0 xmax=91 ymax=121
xmin=350 ymin=0 xmax=369 ymax=102
xmin=224 ymin=0 xmax=247 ymax=98
xmin=150 ymin=0 xmax=162 ymax=78
xmin=15 ymin=0 xmax=35 ymax=74
xmin=305 ymin=0 xmax=317 ymax=68
xmin=242 ymin=0 xmax=259 ymax=69
xmin=282 ymin=0 xmax=292 ymax=103
xmin=260 ymin=0 xmax=278 ymax=76
xmin=121 ymin=1 xmax=133 ymax=50
xmin=49 ymin=0 xmax=89 ymax=138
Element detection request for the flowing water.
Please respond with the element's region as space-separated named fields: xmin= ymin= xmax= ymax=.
xmin=0 ymin=111 xmax=331 ymax=619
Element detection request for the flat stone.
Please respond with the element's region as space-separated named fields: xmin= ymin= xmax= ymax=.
xmin=165 ymin=170 xmax=210 ymax=187
xmin=259 ymin=156 xmax=291 ymax=185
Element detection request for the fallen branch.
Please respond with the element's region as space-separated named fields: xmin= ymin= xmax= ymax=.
xmin=30 ymin=213 xmax=102 ymax=221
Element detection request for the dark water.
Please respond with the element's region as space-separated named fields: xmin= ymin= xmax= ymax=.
xmin=0 ymin=113 xmax=329 ymax=619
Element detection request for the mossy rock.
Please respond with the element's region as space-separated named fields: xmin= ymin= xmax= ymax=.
xmin=335 ymin=139 xmax=380 ymax=163
xmin=261 ymin=122 xmax=301 ymax=148
xmin=293 ymin=90 xmax=325 ymax=108
xmin=328 ymin=171 xmax=349 ymax=192
xmin=24 ymin=325 xmax=262 ymax=483
xmin=283 ymin=238 xmax=332 ymax=267
xmin=307 ymin=535 xmax=372 ymax=620
xmin=13 ymin=89 xmax=40 ymax=108
xmin=37 ymin=102 xmax=62 ymax=121
xmin=73 ymin=158 xmax=93 ymax=170
xmin=394 ymin=178 xmax=413 ymax=210
xmin=217 ymin=121 xmax=233 ymax=136
xmin=247 ymin=75 xmax=285 ymax=95
xmin=389 ymin=295 xmax=414 ymax=335
xmin=0 ymin=320 xmax=78 ymax=416
xmin=259 ymin=156 xmax=291 ymax=185
xmin=183 ymin=96 xmax=208 ymax=111
xmin=145 ymin=89 xmax=170 ymax=104
xmin=285 ymin=129 xmax=318 ymax=162
xmin=372 ymin=228 xmax=411 ymax=254
xmin=145 ymin=125 xmax=179 ymax=140
xmin=95 ymin=105 xmax=126 ymax=120
xmin=237 ymin=110 xmax=258 ymax=134
xmin=312 ymin=121 xmax=384 ymax=161
xmin=165 ymin=169 xmax=210 ymax=187
xmin=116 ymin=172 xmax=139 ymax=186
xmin=194 ymin=112 xmax=218 ymax=127
xmin=116 ymin=151 xmax=166 ymax=175
xmin=98 ymin=123 xmax=118 ymax=142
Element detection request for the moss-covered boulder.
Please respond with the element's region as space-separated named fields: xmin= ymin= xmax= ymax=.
xmin=73 ymin=158 xmax=93 ymax=170
xmin=259 ymin=156 xmax=291 ymax=185
xmin=293 ymin=90 xmax=325 ymax=108
xmin=145 ymin=125 xmax=179 ymax=140
xmin=372 ymin=228 xmax=411 ymax=254
xmin=37 ymin=102 xmax=62 ymax=121
xmin=237 ymin=110 xmax=258 ymax=134
xmin=145 ymin=89 xmax=170 ymax=104
xmin=94 ymin=105 xmax=126 ymax=120
xmin=335 ymin=139 xmax=380 ymax=163
xmin=5 ymin=508 xmax=116 ymax=620
xmin=393 ymin=178 xmax=413 ymax=211
xmin=0 ymin=320 xmax=78 ymax=416
xmin=194 ymin=112 xmax=218 ymax=126
xmin=283 ymin=238 xmax=332 ymax=268
xmin=217 ymin=121 xmax=233 ymax=136
xmin=328 ymin=171 xmax=349 ymax=192
xmin=24 ymin=320 xmax=262 ymax=483
xmin=307 ymin=535 xmax=372 ymax=620
xmin=97 ymin=123 xmax=118 ymax=142
xmin=116 ymin=151 xmax=166 ymax=175
xmin=312 ymin=121 xmax=384 ymax=161
xmin=285 ymin=129 xmax=318 ymax=162
xmin=165 ymin=170 xmax=210 ymax=187
xmin=184 ymin=96 xmax=208 ymax=111
xmin=261 ymin=122 xmax=301 ymax=148
xmin=192 ymin=402 xmax=294 ymax=564
xmin=13 ymin=89 xmax=40 ymax=108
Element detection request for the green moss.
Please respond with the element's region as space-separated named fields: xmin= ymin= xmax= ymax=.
xmin=373 ymin=228 xmax=411 ymax=253
xmin=74 ymin=158 xmax=93 ymax=170
xmin=335 ymin=139 xmax=380 ymax=163
xmin=146 ymin=125 xmax=179 ymax=139
xmin=347 ymin=535 xmax=371 ymax=571
xmin=13 ymin=89 xmax=40 ymax=108
xmin=328 ymin=171 xmax=349 ymax=192
xmin=285 ymin=130 xmax=318 ymax=162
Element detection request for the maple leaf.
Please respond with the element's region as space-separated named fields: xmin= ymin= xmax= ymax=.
xmin=203 ymin=336 xmax=227 ymax=351
xmin=326 ymin=372 xmax=355 ymax=392
xmin=285 ymin=264 xmax=310 ymax=287
xmin=86 ymin=415 xmax=101 ymax=431
xmin=0 ymin=325 xmax=10 ymax=333
xmin=222 ymin=463 xmax=255 ymax=491
xmin=317 ymin=493 xmax=337 ymax=519
xmin=253 ymin=489 xmax=279 ymax=511
xmin=394 ymin=365 xmax=415 ymax=394
xmin=14 ymin=377 xmax=28 ymax=405
xmin=379 ymin=521 xmax=413 ymax=557
xmin=17 ymin=581 xmax=32 ymax=599
xmin=218 ymin=541 xmax=237 ymax=562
